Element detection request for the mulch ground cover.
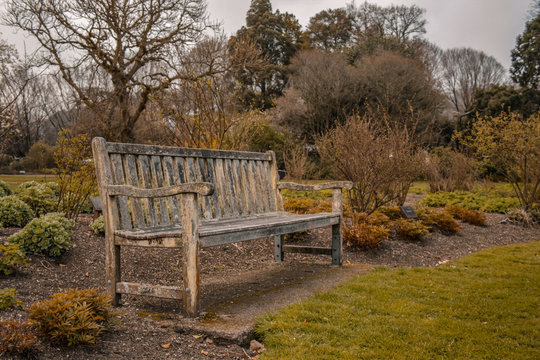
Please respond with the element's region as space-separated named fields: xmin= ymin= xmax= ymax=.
xmin=1 ymin=210 xmax=539 ymax=359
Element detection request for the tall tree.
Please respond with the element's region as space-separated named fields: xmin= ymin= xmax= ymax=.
xmin=438 ymin=48 xmax=505 ymax=115
xmin=229 ymin=0 xmax=303 ymax=109
xmin=510 ymin=11 xmax=540 ymax=89
xmin=6 ymin=0 xmax=215 ymax=142
xmin=307 ymin=8 xmax=353 ymax=51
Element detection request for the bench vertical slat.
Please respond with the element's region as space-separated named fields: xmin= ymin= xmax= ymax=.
xmin=214 ymin=158 xmax=231 ymax=217
xmin=124 ymin=154 xmax=146 ymax=228
xmin=184 ymin=157 xmax=202 ymax=219
xmin=239 ymin=159 xmax=255 ymax=215
xmin=91 ymin=137 xmax=121 ymax=305
xmin=196 ymin=158 xmax=212 ymax=220
xmin=110 ymin=154 xmax=133 ymax=230
xmin=150 ymin=155 xmax=170 ymax=226
xmin=232 ymin=159 xmax=247 ymax=216
xmin=137 ymin=155 xmax=157 ymax=227
xmin=224 ymin=159 xmax=240 ymax=217
xmin=268 ymin=151 xmax=284 ymax=211
xmin=246 ymin=160 xmax=262 ymax=214
xmin=204 ymin=158 xmax=221 ymax=219
xmin=253 ymin=161 xmax=270 ymax=213
xmin=263 ymin=161 xmax=276 ymax=212
xmin=174 ymin=157 xmax=187 ymax=183
xmin=162 ymin=156 xmax=181 ymax=223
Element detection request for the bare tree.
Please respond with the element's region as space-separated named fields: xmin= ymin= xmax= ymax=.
xmin=6 ymin=0 xmax=215 ymax=142
xmin=438 ymin=47 xmax=505 ymax=115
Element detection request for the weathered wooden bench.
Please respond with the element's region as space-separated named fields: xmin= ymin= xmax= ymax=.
xmin=92 ymin=138 xmax=352 ymax=316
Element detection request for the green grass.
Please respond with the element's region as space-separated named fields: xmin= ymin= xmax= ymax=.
xmin=0 ymin=175 xmax=56 ymax=191
xmin=256 ymin=242 xmax=540 ymax=359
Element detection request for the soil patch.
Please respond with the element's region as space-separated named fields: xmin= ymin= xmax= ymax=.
xmin=1 ymin=211 xmax=538 ymax=359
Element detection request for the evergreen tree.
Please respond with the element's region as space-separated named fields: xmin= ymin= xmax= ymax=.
xmin=511 ymin=13 xmax=540 ymax=89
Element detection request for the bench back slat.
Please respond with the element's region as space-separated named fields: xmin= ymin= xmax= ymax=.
xmin=92 ymin=138 xmax=281 ymax=231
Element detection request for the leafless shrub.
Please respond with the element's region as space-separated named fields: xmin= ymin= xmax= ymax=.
xmin=424 ymin=147 xmax=476 ymax=192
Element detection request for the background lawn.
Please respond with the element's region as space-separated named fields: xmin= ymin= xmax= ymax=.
xmin=0 ymin=174 xmax=56 ymax=191
xmin=256 ymin=241 xmax=540 ymax=359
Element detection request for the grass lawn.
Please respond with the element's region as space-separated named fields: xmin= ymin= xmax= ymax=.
xmin=256 ymin=242 xmax=540 ymax=359
xmin=0 ymin=174 xmax=56 ymax=191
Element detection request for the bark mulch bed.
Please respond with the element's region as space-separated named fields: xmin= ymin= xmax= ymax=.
xmin=1 ymin=211 xmax=539 ymax=359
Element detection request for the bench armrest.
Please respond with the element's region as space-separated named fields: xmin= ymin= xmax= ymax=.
xmin=277 ymin=181 xmax=353 ymax=191
xmin=106 ymin=183 xmax=214 ymax=198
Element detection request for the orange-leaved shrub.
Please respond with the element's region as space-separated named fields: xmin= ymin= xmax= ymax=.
xmin=0 ymin=320 xmax=37 ymax=356
xmin=343 ymin=213 xmax=390 ymax=249
xmin=27 ymin=288 xmax=118 ymax=346
xmin=416 ymin=207 xmax=461 ymax=234
xmin=395 ymin=219 xmax=430 ymax=240
xmin=444 ymin=205 xmax=486 ymax=226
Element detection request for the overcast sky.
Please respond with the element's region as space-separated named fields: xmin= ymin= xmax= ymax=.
xmin=0 ymin=0 xmax=535 ymax=73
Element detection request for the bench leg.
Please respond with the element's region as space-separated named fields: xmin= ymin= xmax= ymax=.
xmin=274 ymin=235 xmax=284 ymax=262
xmin=105 ymin=236 xmax=121 ymax=305
xmin=332 ymin=223 xmax=342 ymax=266
xmin=180 ymin=194 xmax=200 ymax=317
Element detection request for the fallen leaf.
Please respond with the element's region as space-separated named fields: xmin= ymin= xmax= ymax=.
xmin=482 ymin=322 xmax=488 ymax=325
xmin=205 ymin=338 xmax=213 ymax=344
xmin=59 ymin=264 xmax=67 ymax=267
xmin=193 ymin=334 xmax=203 ymax=339
xmin=85 ymin=272 xmax=89 ymax=277
xmin=201 ymin=350 xmax=209 ymax=355
xmin=160 ymin=344 xmax=170 ymax=349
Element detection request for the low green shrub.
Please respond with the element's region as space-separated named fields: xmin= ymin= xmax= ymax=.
xmin=0 ymin=244 xmax=27 ymax=275
xmin=0 ymin=289 xmax=23 ymax=311
xmin=14 ymin=181 xmax=57 ymax=217
xmin=91 ymin=216 xmax=105 ymax=235
xmin=395 ymin=219 xmax=429 ymax=240
xmin=0 ymin=320 xmax=37 ymax=356
xmin=0 ymin=196 xmax=34 ymax=228
xmin=421 ymin=190 xmax=520 ymax=213
xmin=27 ymin=288 xmax=118 ymax=346
xmin=8 ymin=212 xmax=74 ymax=257
xmin=0 ymin=180 xmax=11 ymax=197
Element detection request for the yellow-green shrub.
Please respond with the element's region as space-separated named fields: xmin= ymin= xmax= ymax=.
xmin=0 ymin=180 xmax=11 ymax=197
xmin=445 ymin=205 xmax=486 ymax=226
xmin=284 ymin=198 xmax=318 ymax=214
xmin=306 ymin=201 xmax=333 ymax=214
xmin=0 ymin=320 xmax=37 ymax=356
xmin=0 ymin=244 xmax=27 ymax=275
xmin=8 ymin=212 xmax=74 ymax=257
xmin=395 ymin=219 xmax=429 ymax=240
xmin=0 ymin=196 xmax=33 ymax=228
xmin=416 ymin=207 xmax=461 ymax=234
xmin=14 ymin=181 xmax=57 ymax=217
xmin=0 ymin=289 xmax=23 ymax=311
xmin=27 ymin=288 xmax=118 ymax=346
xmin=344 ymin=213 xmax=390 ymax=249
xmin=91 ymin=216 xmax=105 ymax=235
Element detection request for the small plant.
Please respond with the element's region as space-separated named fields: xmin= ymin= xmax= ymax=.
xmin=0 ymin=180 xmax=11 ymax=197
xmin=283 ymin=198 xmax=318 ymax=214
xmin=395 ymin=219 xmax=429 ymax=240
xmin=91 ymin=216 xmax=105 ymax=235
xmin=0 ymin=289 xmax=23 ymax=311
xmin=306 ymin=201 xmax=333 ymax=214
xmin=506 ymin=208 xmax=538 ymax=227
xmin=8 ymin=212 xmax=74 ymax=257
xmin=444 ymin=205 xmax=486 ymax=226
xmin=14 ymin=181 xmax=57 ymax=217
xmin=0 ymin=244 xmax=27 ymax=275
xmin=343 ymin=213 xmax=390 ymax=249
xmin=0 ymin=196 xmax=33 ymax=228
xmin=416 ymin=208 xmax=461 ymax=234
xmin=0 ymin=320 xmax=37 ymax=356
xmin=366 ymin=211 xmax=391 ymax=226
xmin=376 ymin=206 xmax=403 ymax=220
xmin=27 ymin=288 xmax=118 ymax=346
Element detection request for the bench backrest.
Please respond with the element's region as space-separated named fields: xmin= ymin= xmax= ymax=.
xmin=92 ymin=138 xmax=284 ymax=231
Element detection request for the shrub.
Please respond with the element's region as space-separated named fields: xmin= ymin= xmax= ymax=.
xmin=18 ymin=142 xmax=55 ymax=171
xmin=0 ymin=196 xmax=33 ymax=228
xmin=317 ymin=112 xmax=423 ymax=213
xmin=445 ymin=205 xmax=486 ymax=226
xmin=506 ymin=208 xmax=538 ymax=227
xmin=395 ymin=219 xmax=429 ymax=240
xmin=306 ymin=201 xmax=333 ymax=214
xmin=416 ymin=207 xmax=460 ymax=234
xmin=54 ymin=131 xmax=97 ymax=219
xmin=421 ymin=190 xmax=520 ymax=213
xmin=376 ymin=206 xmax=403 ymax=220
xmin=425 ymin=147 xmax=475 ymax=192
xmin=283 ymin=198 xmax=318 ymax=214
xmin=0 ymin=289 xmax=23 ymax=311
xmin=0 ymin=244 xmax=27 ymax=275
xmin=91 ymin=216 xmax=105 ymax=235
xmin=8 ymin=212 xmax=74 ymax=257
xmin=282 ymin=140 xmax=314 ymax=181
xmin=366 ymin=211 xmax=391 ymax=226
xmin=343 ymin=213 xmax=390 ymax=249
xmin=0 ymin=154 xmax=14 ymax=169
xmin=0 ymin=180 xmax=11 ymax=197
xmin=27 ymin=288 xmax=118 ymax=346
xmin=0 ymin=320 xmax=37 ymax=356
xmin=14 ymin=182 xmax=57 ymax=217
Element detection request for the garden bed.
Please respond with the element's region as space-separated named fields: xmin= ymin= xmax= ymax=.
xmin=1 ymin=210 xmax=539 ymax=359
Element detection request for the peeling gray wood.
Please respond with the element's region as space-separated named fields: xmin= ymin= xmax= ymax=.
xmin=224 ymin=159 xmax=240 ymax=217
xmin=162 ymin=156 xmax=181 ymax=223
xmin=124 ymin=154 xmax=145 ymax=228
xmin=106 ymin=183 xmax=214 ymax=197
xmin=278 ymin=181 xmax=353 ymax=191
xmin=239 ymin=160 xmax=255 ymax=215
xmin=196 ymin=157 xmax=213 ymax=220
xmin=263 ymin=161 xmax=276 ymax=212
xmin=137 ymin=155 xmax=157 ymax=227
xmin=180 ymin=193 xmax=200 ymax=316
xmin=205 ymin=158 xmax=221 ymax=219
xmin=151 ymin=155 xmax=171 ymax=226
xmin=110 ymin=154 xmax=132 ymax=230
xmin=214 ymin=158 xmax=231 ymax=217
xmin=268 ymin=151 xmax=284 ymax=211
xmin=116 ymin=282 xmax=182 ymax=299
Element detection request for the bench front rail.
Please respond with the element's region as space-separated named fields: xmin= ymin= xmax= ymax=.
xmin=92 ymin=137 xmax=352 ymax=316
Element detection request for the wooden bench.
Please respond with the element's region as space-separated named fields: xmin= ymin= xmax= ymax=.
xmin=91 ymin=138 xmax=352 ymax=316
